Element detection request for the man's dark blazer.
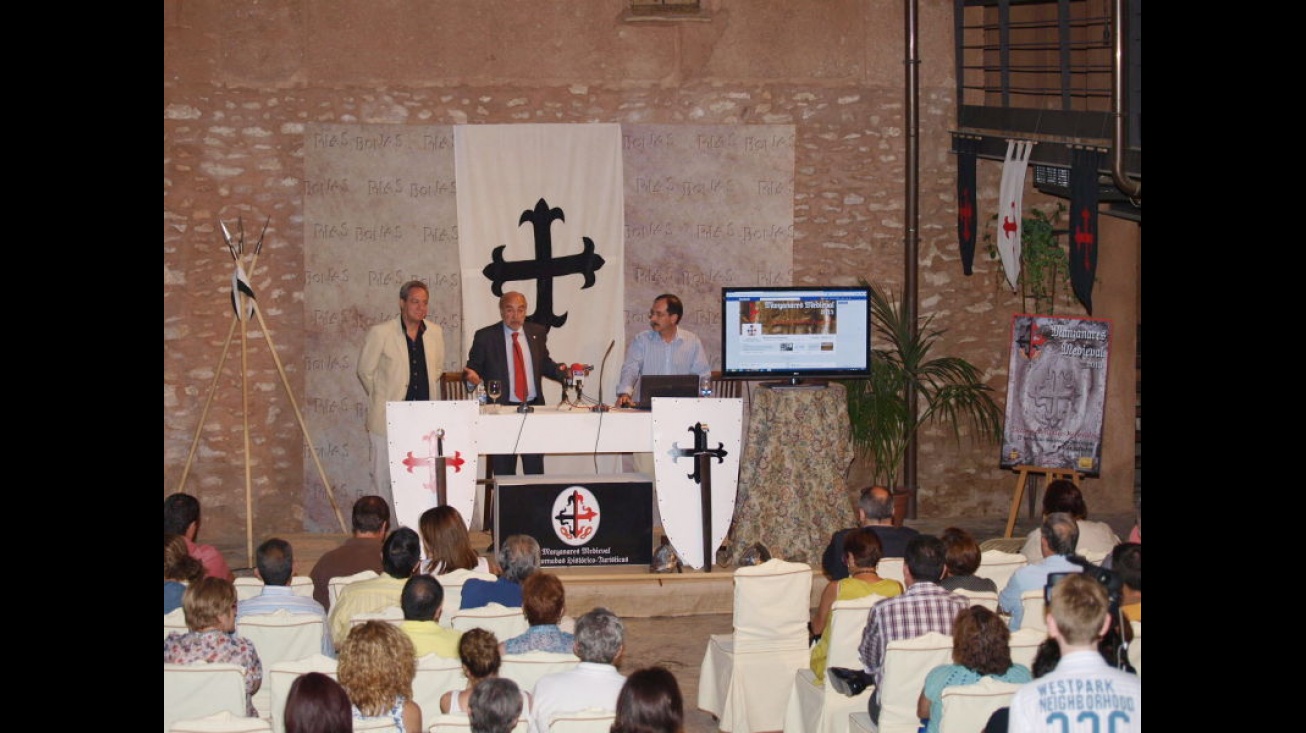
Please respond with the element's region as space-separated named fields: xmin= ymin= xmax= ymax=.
xmin=465 ymin=320 xmax=566 ymax=406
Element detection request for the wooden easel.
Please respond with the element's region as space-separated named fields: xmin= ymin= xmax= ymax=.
xmin=1003 ymin=465 xmax=1081 ymax=538
xmin=174 ymin=217 xmax=347 ymax=567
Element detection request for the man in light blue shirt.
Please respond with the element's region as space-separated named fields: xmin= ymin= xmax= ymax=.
xmin=999 ymin=513 xmax=1083 ymax=630
xmin=237 ymin=538 xmax=334 ymax=656
xmin=615 ymin=293 xmax=711 ymax=407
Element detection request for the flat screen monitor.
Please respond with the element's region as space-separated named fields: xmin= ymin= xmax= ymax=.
xmin=720 ymin=285 xmax=872 ymax=386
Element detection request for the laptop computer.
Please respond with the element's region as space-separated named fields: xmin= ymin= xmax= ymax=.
xmin=633 ymin=374 xmax=701 ymax=409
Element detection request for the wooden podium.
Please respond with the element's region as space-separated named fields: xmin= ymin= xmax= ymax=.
xmin=1003 ymin=465 xmax=1082 ymax=538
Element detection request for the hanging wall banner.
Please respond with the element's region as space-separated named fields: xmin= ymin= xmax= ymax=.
xmin=999 ymin=314 xmax=1111 ymax=475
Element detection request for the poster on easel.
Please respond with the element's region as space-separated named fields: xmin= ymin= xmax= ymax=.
xmin=999 ymin=314 xmax=1111 ymax=475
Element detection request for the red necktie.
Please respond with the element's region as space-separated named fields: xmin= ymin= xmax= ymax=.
xmin=512 ymin=331 xmax=528 ymax=403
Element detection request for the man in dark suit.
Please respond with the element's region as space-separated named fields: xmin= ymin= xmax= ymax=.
xmin=464 ymin=290 xmax=568 ymax=475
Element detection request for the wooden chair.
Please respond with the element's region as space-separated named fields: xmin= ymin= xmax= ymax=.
xmin=710 ymin=371 xmax=742 ymax=399
xmin=439 ymin=371 xmax=470 ymax=401
xmin=439 ymin=370 xmax=495 ymax=530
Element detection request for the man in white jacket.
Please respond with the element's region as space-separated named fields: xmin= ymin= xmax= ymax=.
xmin=357 ymin=280 xmax=445 ymax=505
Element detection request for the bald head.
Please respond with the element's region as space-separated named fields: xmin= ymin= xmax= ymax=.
xmin=500 ymin=291 xmax=527 ymax=330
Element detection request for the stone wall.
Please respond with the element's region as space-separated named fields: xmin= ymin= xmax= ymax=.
xmin=164 ymin=0 xmax=1140 ymax=559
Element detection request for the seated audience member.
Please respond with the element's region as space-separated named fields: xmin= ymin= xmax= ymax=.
xmin=442 ymin=628 xmax=532 ymax=715
xmin=917 ymin=605 xmax=1032 ymax=733
xmin=999 ymin=513 xmax=1082 ymax=630
xmin=462 ymin=534 xmax=540 ymax=610
xmin=420 ymin=505 xmax=493 ymax=576
xmin=822 ymin=485 xmax=920 ymax=580
xmin=285 ymin=671 xmax=353 ymax=733
xmin=469 ymin=677 xmax=525 ymax=733
xmin=809 ymin=528 xmax=903 ymax=684
xmin=1007 ymin=574 xmax=1141 ymax=732
xmin=1113 ymin=542 xmax=1141 ymax=622
xmin=1018 ymin=480 xmax=1119 ymax=564
xmin=238 ymin=537 xmax=333 ymax=656
xmin=164 ymin=492 xmax=235 ymax=581
xmin=531 ymin=607 xmax=627 ymax=733
xmin=310 ymin=495 xmax=391 ymax=610
xmin=611 ymin=666 xmax=684 ymax=733
xmin=502 ymin=572 xmax=574 ymax=655
xmin=328 ymin=527 xmax=423 ymax=647
xmin=855 ymin=535 xmax=968 ymax=724
xmin=338 ymin=620 xmax=422 ymax=733
xmin=938 ymin=526 xmax=997 ymax=593
xmin=165 ymin=532 xmax=205 ymax=615
xmin=163 ymin=577 xmax=262 ymax=716
xmin=399 ymin=574 xmax=463 ymax=658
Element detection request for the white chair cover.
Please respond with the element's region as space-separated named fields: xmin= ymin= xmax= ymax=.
xmin=972 ymin=551 xmax=1026 ymax=591
xmin=169 ymin=711 xmax=273 ymax=733
xmin=547 ymin=708 xmax=617 ymax=733
xmin=236 ymin=610 xmax=329 ymax=718
xmin=499 ymin=650 xmax=580 ymax=695
xmin=164 ymin=663 xmax=248 ymax=733
xmin=267 ymin=654 xmax=338 ymax=733
xmin=1018 ymin=589 xmax=1046 ymax=632
xmin=235 ymin=577 xmax=315 ymax=602
xmin=352 ymin=717 xmax=402 ymax=732
xmin=1006 ymin=627 xmax=1046 ymax=671
xmin=165 ymin=607 xmax=189 ymax=639
xmin=952 ymin=589 xmax=999 ymax=612
xmin=328 ymin=569 xmax=379 ymax=607
xmin=937 ymin=677 xmax=1023 ymax=733
xmin=350 ymin=605 xmax=406 ymax=629
xmin=848 ymin=711 xmax=874 ymax=733
xmin=783 ymin=595 xmax=887 ymax=733
xmin=876 ymin=558 xmax=905 ymax=587
xmin=698 ymin=558 xmax=813 ymax=733
xmin=412 ymin=653 xmax=467 ymax=726
xmin=1127 ymin=635 xmax=1141 ymax=678
xmin=434 ymin=568 xmax=498 ymax=629
xmin=877 ymin=632 xmax=954 ymax=733
xmin=430 ymin=712 xmax=529 ymax=733
xmin=450 ymin=602 xmax=529 ymax=640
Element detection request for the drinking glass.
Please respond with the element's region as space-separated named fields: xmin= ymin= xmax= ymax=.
xmin=486 ymin=379 xmax=503 ymax=403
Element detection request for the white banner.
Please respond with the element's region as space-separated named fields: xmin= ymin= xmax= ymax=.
xmin=454 ymin=124 xmax=627 ymax=412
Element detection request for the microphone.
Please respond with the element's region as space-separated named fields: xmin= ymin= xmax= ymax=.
xmin=592 ymin=339 xmax=616 ymax=412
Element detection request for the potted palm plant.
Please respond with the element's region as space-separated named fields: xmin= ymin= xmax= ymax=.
xmin=843 ymin=283 xmax=1005 ymax=521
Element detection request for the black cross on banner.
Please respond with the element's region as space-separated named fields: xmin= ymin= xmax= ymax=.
xmin=482 ymin=198 xmax=606 ymax=329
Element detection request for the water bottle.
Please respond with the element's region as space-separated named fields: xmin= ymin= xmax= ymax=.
xmin=474 ymin=382 xmax=487 ymax=405
xmin=699 ymin=375 xmax=713 ymax=398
